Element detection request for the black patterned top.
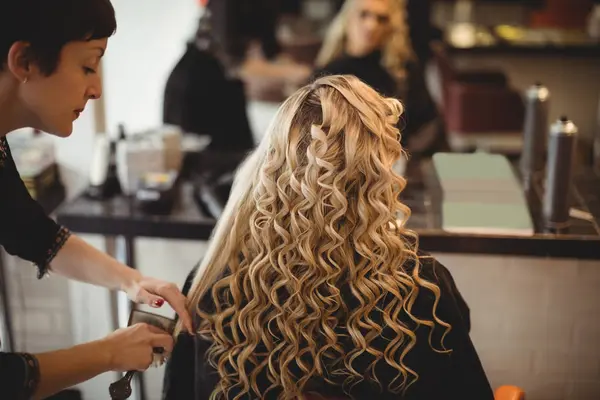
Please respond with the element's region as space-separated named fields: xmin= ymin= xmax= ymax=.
xmin=0 ymin=135 xmax=72 ymax=398
xmin=0 ymin=136 xmax=7 ymax=166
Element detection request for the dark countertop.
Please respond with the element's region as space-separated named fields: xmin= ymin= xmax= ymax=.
xmin=56 ymin=161 xmax=600 ymax=259
xmin=56 ymin=183 xmax=216 ymax=240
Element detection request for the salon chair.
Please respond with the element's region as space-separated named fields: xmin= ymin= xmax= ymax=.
xmin=431 ymin=42 xmax=525 ymax=154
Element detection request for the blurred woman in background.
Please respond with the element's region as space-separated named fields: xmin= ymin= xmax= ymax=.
xmin=313 ymin=0 xmax=437 ymax=149
xmin=163 ymin=75 xmax=492 ymax=400
xmin=315 ymin=0 xmax=413 ymax=96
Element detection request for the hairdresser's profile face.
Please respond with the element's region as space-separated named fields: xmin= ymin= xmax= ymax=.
xmin=347 ymin=0 xmax=391 ymax=56
xmin=20 ymin=38 xmax=107 ymax=137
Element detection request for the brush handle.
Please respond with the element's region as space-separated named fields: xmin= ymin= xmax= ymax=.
xmin=108 ymin=371 xmax=135 ymax=400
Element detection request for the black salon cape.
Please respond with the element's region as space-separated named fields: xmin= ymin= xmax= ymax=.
xmin=162 ymin=252 xmax=493 ymax=400
xmin=0 ymin=136 xmax=72 ymax=399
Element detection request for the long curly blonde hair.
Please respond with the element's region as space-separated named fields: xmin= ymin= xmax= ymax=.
xmin=315 ymin=0 xmax=414 ymax=81
xmin=186 ymin=75 xmax=450 ymax=399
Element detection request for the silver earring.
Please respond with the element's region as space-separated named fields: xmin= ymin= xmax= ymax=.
xmin=22 ymin=77 xmax=28 ymax=84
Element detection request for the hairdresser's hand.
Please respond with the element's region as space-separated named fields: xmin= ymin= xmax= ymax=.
xmin=101 ymin=323 xmax=174 ymax=371
xmin=122 ymin=276 xmax=193 ymax=333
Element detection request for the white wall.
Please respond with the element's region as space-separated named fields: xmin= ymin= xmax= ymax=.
xmin=101 ymin=0 xmax=201 ymax=134
xmin=52 ymin=103 xmax=98 ymax=199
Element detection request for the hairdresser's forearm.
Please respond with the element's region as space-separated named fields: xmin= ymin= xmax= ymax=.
xmin=33 ymin=340 xmax=110 ymax=400
xmin=50 ymin=235 xmax=141 ymax=291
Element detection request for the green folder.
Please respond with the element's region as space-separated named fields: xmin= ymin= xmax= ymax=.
xmin=433 ymin=152 xmax=516 ymax=181
xmin=432 ymin=152 xmax=534 ymax=236
xmin=442 ymin=202 xmax=534 ymax=236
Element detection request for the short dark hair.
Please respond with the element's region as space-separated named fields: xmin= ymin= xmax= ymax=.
xmin=0 ymin=0 xmax=117 ymax=75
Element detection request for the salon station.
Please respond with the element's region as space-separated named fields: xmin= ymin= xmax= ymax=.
xmin=1 ymin=0 xmax=600 ymax=399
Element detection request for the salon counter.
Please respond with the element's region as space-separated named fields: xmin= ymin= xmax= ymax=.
xmin=55 ymin=160 xmax=600 ymax=260
xmin=401 ymin=161 xmax=600 ymax=259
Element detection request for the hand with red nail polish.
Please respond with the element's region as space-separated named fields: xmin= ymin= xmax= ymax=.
xmin=122 ymin=276 xmax=193 ymax=333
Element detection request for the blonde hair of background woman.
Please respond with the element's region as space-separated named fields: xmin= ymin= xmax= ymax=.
xmin=315 ymin=0 xmax=413 ymax=81
xmin=183 ymin=75 xmax=451 ymax=399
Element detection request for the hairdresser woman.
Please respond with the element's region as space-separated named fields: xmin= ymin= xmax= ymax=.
xmin=0 ymin=1 xmax=193 ymax=399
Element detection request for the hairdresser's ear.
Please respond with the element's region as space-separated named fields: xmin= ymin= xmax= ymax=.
xmin=6 ymin=41 xmax=33 ymax=83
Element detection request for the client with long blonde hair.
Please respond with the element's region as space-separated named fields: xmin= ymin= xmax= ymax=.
xmin=162 ymin=75 xmax=492 ymax=400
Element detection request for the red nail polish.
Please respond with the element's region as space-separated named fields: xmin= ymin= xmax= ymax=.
xmin=153 ymin=299 xmax=164 ymax=307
